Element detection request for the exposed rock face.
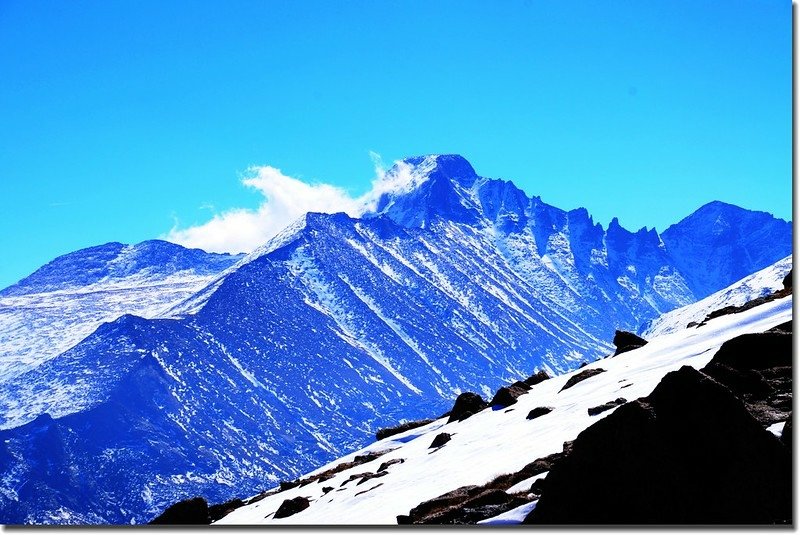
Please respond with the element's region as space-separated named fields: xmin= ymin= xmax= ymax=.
xmin=701 ymin=331 xmax=792 ymax=426
xmin=526 ymin=366 xmax=791 ymax=524
xmin=273 ymin=497 xmax=310 ymax=519
xmin=208 ymin=499 xmax=244 ymax=523
xmin=526 ymin=407 xmax=554 ymax=420
xmin=447 ymin=393 xmax=488 ymax=423
xmin=149 ymin=497 xmax=209 ymax=525
xmin=612 ymin=330 xmax=648 ymax=356
xmin=587 ymin=398 xmax=627 ymax=416
xmin=781 ymin=414 xmax=792 ymax=448
xmin=782 ymin=269 xmax=792 ymax=290
xmin=559 ymin=368 xmax=606 ymax=392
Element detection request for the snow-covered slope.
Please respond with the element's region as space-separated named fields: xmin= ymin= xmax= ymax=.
xmin=0 ymin=241 xmax=242 ymax=380
xmin=0 ymin=155 xmax=791 ymax=524
xmin=216 ymin=293 xmax=792 ymax=525
xmin=643 ymin=255 xmax=792 ymax=337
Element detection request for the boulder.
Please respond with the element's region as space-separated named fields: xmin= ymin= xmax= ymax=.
xmin=523 ymin=370 xmax=551 ymax=387
xmin=526 ymin=366 xmax=791 ymax=524
xmin=526 ymin=407 xmax=554 ymax=420
xmin=150 ymin=496 xmax=209 ymax=525
xmin=378 ymin=458 xmax=405 ymax=472
xmin=490 ymin=384 xmax=529 ymax=408
xmin=376 ymin=419 xmax=434 ymax=440
xmin=559 ymin=368 xmax=606 ymax=392
xmin=447 ymin=392 xmax=488 ymax=423
xmin=274 ymin=496 xmax=310 ymax=519
xmin=429 ymin=432 xmax=452 ymax=449
xmin=782 ymin=269 xmax=792 ymax=290
xmin=612 ymin=330 xmax=648 ymax=356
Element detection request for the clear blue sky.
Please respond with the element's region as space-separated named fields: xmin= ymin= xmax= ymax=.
xmin=0 ymin=0 xmax=791 ymax=288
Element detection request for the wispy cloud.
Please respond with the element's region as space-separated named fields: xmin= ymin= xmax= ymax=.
xmin=163 ymin=164 xmax=369 ymax=254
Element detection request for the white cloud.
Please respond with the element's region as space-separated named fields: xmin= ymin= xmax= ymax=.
xmin=162 ymin=154 xmax=435 ymax=254
xmin=163 ymin=165 xmax=365 ymax=254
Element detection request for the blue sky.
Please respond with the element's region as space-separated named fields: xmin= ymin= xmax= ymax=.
xmin=0 ymin=0 xmax=791 ymax=288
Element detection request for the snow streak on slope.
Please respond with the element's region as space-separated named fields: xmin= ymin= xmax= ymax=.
xmin=643 ymin=255 xmax=791 ymax=337
xmin=217 ymin=295 xmax=792 ymax=525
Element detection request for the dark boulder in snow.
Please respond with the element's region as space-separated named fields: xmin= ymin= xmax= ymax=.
xmin=490 ymin=383 xmax=529 ymax=408
xmin=273 ymin=496 xmax=310 ymax=519
xmin=378 ymin=458 xmax=405 ymax=472
xmin=612 ymin=330 xmax=648 ymax=356
xmin=150 ymin=496 xmax=209 ymax=525
xmin=447 ymin=392 xmax=487 ymax=423
xmin=526 ymin=366 xmax=791 ymax=524
xmin=429 ymin=432 xmax=452 ymax=449
xmin=523 ymin=370 xmax=551 ymax=387
xmin=526 ymin=406 xmax=554 ymax=420
xmin=587 ymin=398 xmax=627 ymax=416
xmin=782 ymin=268 xmax=792 ymax=290
xmin=559 ymin=368 xmax=606 ymax=392
xmin=701 ymin=331 xmax=792 ymax=426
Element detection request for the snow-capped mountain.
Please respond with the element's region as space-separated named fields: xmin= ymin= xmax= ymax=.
xmin=0 ymin=155 xmax=791 ymax=524
xmin=0 ymin=240 xmax=242 ymax=381
xmin=643 ymin=255 xmax=792 ymax=337
xmin=214 ymin=288 xmax=791 ymax=525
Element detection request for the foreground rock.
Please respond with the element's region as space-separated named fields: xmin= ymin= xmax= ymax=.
xmin=526 ymin=366 xmax=791 ymax=524
xmin=701 ymin=330 xmax=791 ymax=426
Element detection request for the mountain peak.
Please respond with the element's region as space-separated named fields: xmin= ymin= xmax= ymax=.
xmin=398 ymin=154 xmax=478 ymax=185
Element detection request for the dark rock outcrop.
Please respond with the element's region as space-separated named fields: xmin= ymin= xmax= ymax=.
xmin=447 ymin=392 xmax=488 ymax=423
xmin=701 ymin=331 xmax=791 ymax=426
xmin=523 ymin=370 xmax=551 ymax=387
xmin=613 ymin=330 xmax=648 ymax=356
xmin=782 ymin=268 xmax=792 ymax=290
xmin=587 ymin=398 xmax=627 ymax=416
xmin=490 ymin=383 xmax=530 ymax=408
xmin=397 ymin=448 xmax=569 ymax=524
xmin=429 ymin=433 xmax=452 ymax=449
xmin=273 ymin=496 xmax=310 ymax=519
xmin=397 ymin=485 xmax=529 ymax=524
xmin=208 ymin=498 xmax=244 ymax=522
xmin=527 ymin=407 xmax=554 ymax=420
xmin=526 ymin=366 xmax=791 ymax=524
xmin=376 ymin=419 xmax=434 ymax=440
xmin=150 ymin=496 xmax=209 ymax=525
xmin=378 ymin=458 xmax=405 ymax=472
xmin=559 ymin=368 xmax=606 ymax=392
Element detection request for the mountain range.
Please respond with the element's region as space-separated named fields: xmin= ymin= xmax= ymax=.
xmin=0 ymin=154 xmax=791 ymax=524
